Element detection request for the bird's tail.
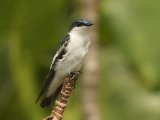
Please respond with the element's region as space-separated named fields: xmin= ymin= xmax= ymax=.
xmin=40 ymin=84 xmax=63 ymax=108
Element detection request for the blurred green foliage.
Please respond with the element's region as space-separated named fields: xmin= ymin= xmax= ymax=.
xmin=100 ymin=0 xmax=160 ymax=120
xmin=0 ymin=0 xmax=160 ymax=120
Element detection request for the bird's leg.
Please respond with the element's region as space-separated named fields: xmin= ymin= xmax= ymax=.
xmin=68 ymin=71 xmax=81 ymax=88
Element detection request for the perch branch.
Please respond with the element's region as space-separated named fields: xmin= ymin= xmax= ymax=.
xmin=43 ymin=72 xmax=80 ymax=120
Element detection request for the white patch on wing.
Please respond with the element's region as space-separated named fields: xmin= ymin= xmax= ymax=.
xmin=50 ymin=40 xmax=68 ymax=70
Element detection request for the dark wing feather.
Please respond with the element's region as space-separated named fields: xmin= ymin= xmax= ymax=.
xmin=36 ymin=34 xmax=70 ymax=104
xmin=50 ymin=34 xmax=70 ymax=69
xmin=59 ymin=34 xmax=70 ymax=47
xmin=35 ymin=69 xmax=55 ymax=103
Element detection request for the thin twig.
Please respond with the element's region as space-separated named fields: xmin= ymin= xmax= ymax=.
xmin=43 ymin=72 xmax=80 ymax=120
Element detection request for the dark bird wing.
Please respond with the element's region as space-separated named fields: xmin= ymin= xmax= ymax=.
xmin=35 ymin=69 xmax=55 ymax=104
xmin=36 ymin=34 xmax=70 ymax=107
xmin=59 ymin=34 xmax=70 ymax=47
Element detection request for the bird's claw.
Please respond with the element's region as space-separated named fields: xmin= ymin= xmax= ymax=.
xmin=67 ymin=71 xmax=81 ymax=88
xmin=69 ymin=71 xmax=82 ymax=77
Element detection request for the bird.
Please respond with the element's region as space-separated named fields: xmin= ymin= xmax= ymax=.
xmin=36 ymin=18 xmax=93 ymax=108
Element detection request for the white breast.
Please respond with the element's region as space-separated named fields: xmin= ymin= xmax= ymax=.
xmin=67 ymin=30 xmax=91 ymax=69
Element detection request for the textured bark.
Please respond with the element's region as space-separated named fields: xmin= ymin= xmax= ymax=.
xmin=43 ymin=72 xmax=79 ymax=120
xmin=80 ymin=0 xmax=101 ymax=120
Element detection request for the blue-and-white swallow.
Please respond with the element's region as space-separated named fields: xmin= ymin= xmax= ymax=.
xmin=36 ymin=18 xmax=93 ymax=108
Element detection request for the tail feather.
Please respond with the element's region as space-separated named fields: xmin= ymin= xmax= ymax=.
xmin=40 ymin=96 xmax=53 ymax=108
xmin=40 ymin=84 xmax=63 ymax=108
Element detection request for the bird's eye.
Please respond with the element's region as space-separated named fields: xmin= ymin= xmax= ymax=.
xmin=77 ymin=23 xmax=83 ymax=27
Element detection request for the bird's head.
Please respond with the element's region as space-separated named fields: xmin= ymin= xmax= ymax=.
xmin=69 ymin=18 xmax=93 ymax=33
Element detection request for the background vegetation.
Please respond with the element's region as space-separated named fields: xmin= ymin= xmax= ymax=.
xmin=0 ymin=0 xmax=160 ymax=120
